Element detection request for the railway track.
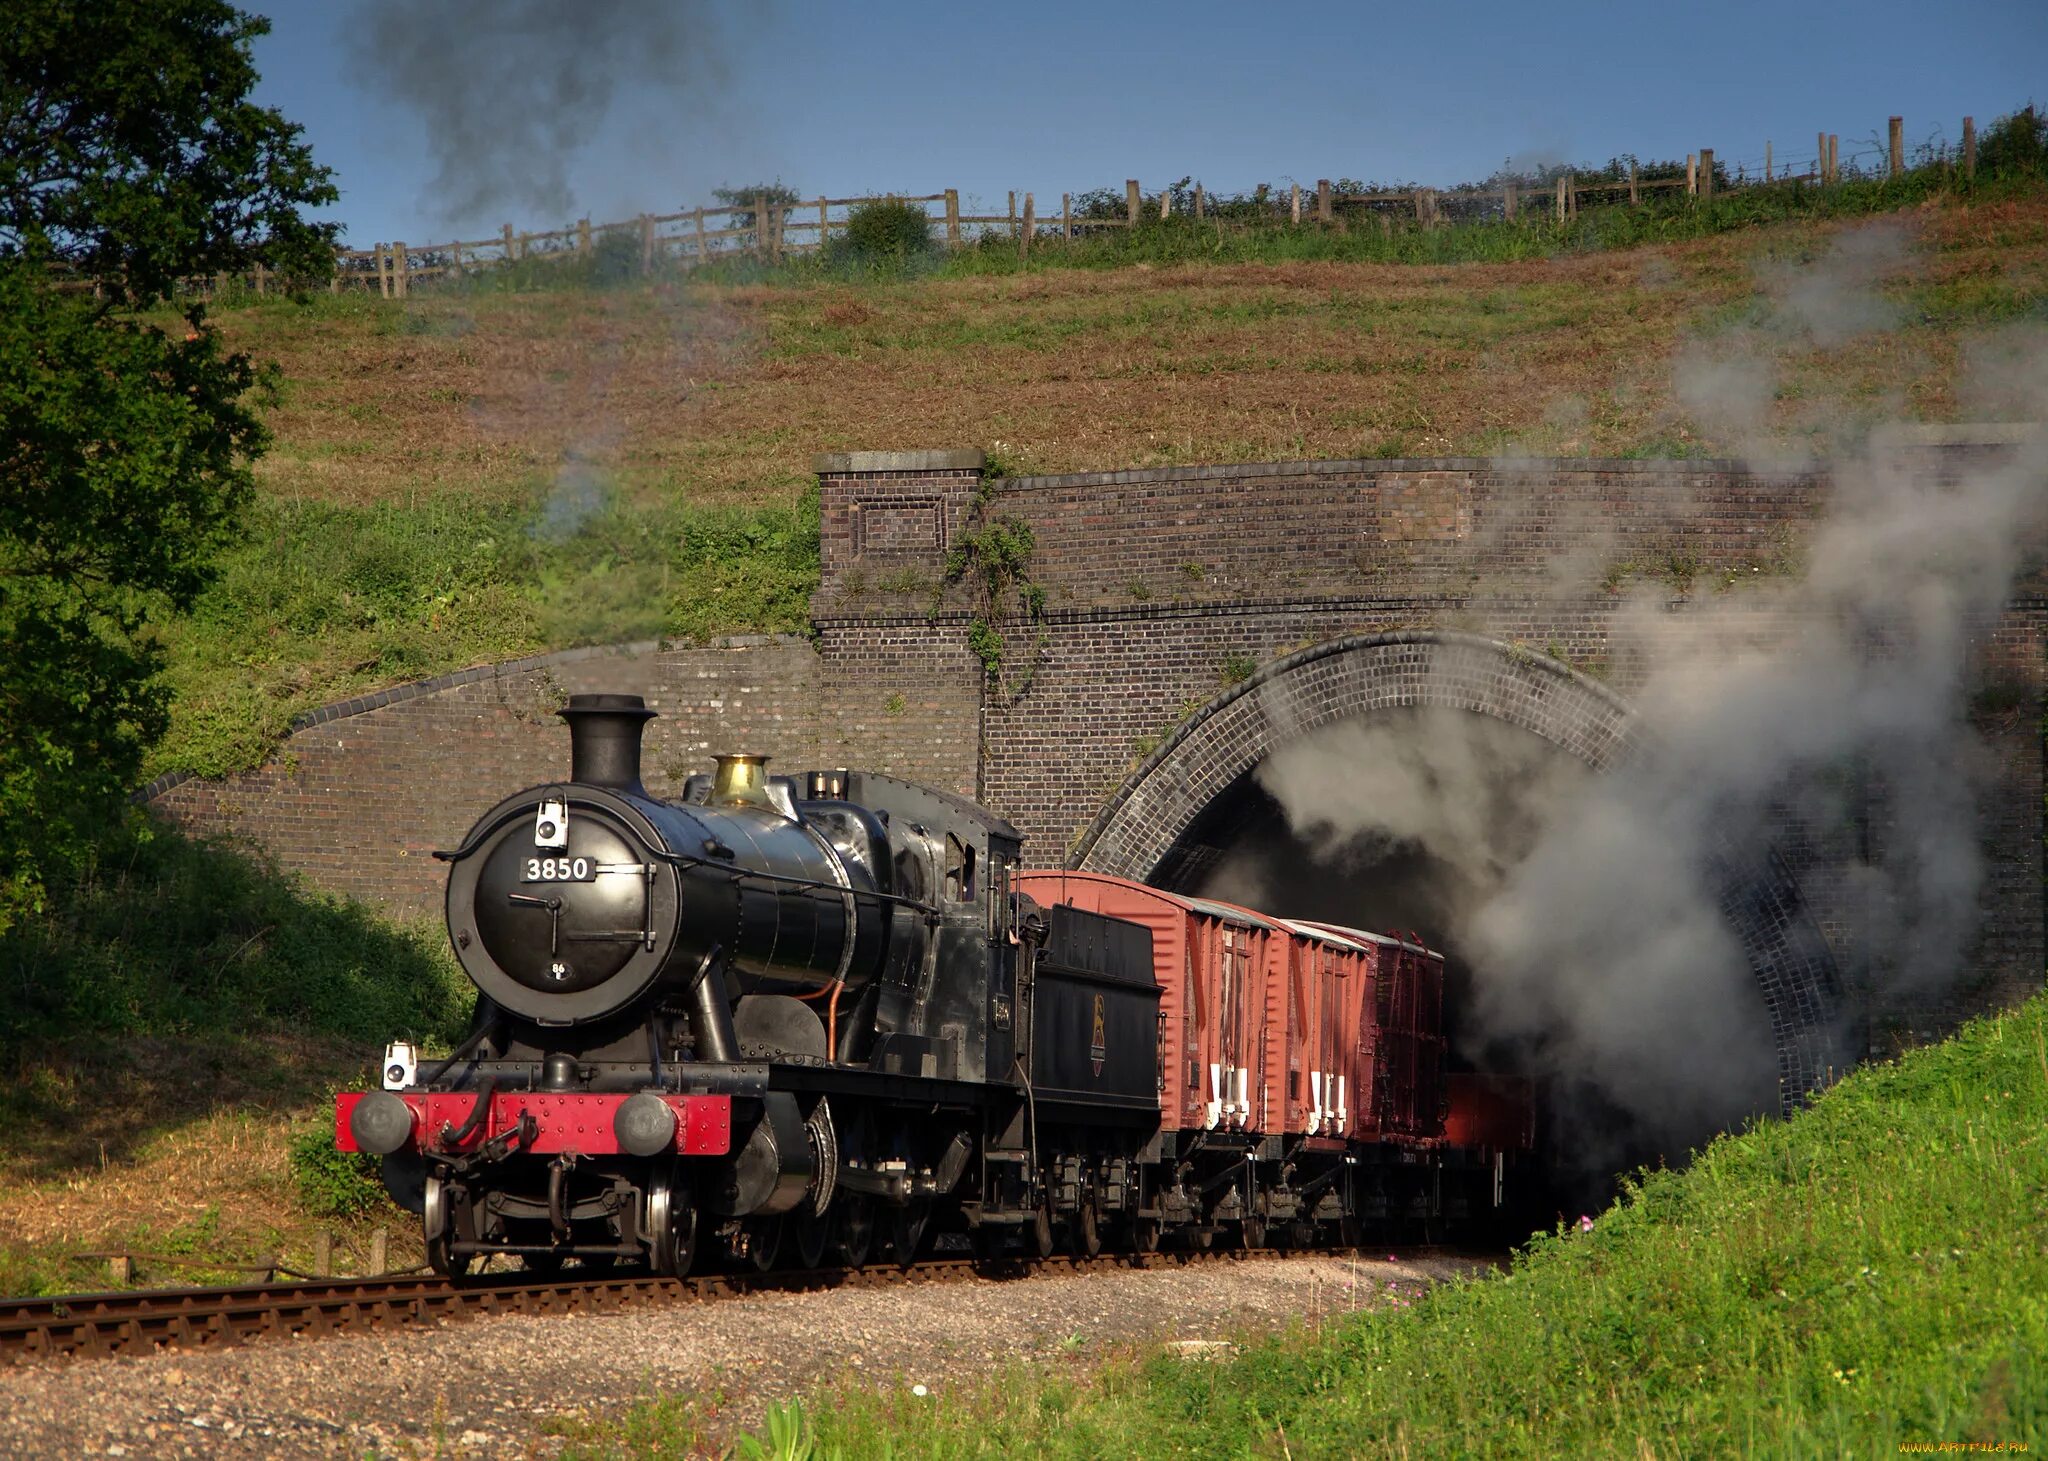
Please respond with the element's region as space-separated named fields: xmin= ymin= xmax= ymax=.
xmin=5 ymin=1245 xmax=1419 ymax=1367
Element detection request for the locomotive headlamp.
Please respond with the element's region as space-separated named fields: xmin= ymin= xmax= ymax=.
xmin=534 ymin=798 xmax=569 ymax=849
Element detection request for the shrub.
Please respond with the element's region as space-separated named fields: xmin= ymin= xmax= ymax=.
xmin=830 ymin=197 xmax=934 ymax=269
xmin=1978 ymin=104 xmax=2047 ymax=179
xmin=287 ymin=1121 xmax=387 ymax=1218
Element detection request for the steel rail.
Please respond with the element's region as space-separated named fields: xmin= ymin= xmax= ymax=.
xmin=4 ymin=1245 xmax=1447 ymax=1367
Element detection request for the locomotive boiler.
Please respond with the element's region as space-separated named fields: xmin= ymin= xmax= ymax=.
xmin=336 ymin=693 xmax=1534 ymax=1277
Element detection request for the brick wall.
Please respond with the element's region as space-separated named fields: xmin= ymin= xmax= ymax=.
xmin=152 ymin=448 xmax=2043 ymax=1098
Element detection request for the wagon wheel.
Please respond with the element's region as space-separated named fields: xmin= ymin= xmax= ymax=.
xmin=889 ymin=1200 xmax=934 ymax=1268
xmin=1028 ymin=1203 xmax=1056 ymax=1260
xmin=1074 ymin=1201 xmax=1102 ymax=1259
xmin=829 ymin=1193 xmax=874 ymax=1270
xmin=1240 ymin=1211 xmax=1267 ymax=1251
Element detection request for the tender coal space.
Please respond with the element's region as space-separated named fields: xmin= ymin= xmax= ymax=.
xmin=1151 ymin=709 xmax=1778 ymax=1219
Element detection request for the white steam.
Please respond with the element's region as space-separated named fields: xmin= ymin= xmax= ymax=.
xmin=1210 ymin=231 xmax=2047 ymax=1158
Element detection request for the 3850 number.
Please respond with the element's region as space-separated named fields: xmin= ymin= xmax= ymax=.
xmin=524 ymin=856 xmax=593 ymax=882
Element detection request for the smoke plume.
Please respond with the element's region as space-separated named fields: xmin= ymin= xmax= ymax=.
xmin=345 ymin=1 xmax=727 ymax=223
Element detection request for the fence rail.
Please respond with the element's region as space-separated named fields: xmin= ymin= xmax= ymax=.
xmin=133 ymin=111 xmax=1981 ymax=298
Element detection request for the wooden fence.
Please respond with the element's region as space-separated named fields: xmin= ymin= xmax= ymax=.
xmin=192 ymin=111 xmax=1982 ymax=298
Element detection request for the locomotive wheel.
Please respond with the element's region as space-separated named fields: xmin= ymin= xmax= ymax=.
xmin=829 ymin=1194 xmax=874 ymax=1270
xmin=793 ymin=1207 xmax=831 ymax=1269
xmin=424 ymin=1178 xmax=473 ymax=1279
xmin=1240 ymin=1212 xmax=1267 ymax=1251
xmin=1075 ymin=1202 xmax=1102 ymax=1259
xmin=649 ymin=1174 xmax=699 ymax=1278
xmin=890 ymin=1200 xmax=933 ymax=1268
xmin=1130 ymin=1217 xmax=1162 ymax=1254
xmin=745 ymin=1216 xmax=786 ymax=1273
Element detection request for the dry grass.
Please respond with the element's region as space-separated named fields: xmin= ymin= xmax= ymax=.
xmin=216 ymin=195 xmax=2048 ymax=510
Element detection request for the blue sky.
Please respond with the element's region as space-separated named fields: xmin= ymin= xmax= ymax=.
xmin=251 ymin=0 xmax=2046 ymax=247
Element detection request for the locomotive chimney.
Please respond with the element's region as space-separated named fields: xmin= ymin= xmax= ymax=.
xmin=710 ymin=753 xmax=774 ymax=810
xmin=559 ymin=693 xmax=657 ymax=794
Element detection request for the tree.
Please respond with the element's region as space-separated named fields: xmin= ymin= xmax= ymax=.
xmin=0 ymin=0 xmax=337 ymax=929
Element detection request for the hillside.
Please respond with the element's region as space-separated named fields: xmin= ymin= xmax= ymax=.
xmin=147 ymin=192 xmax=2047 ymax=782
xmin=577 ymin=989 xmax=2048 ymax=1457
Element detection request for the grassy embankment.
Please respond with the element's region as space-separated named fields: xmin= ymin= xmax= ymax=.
xmin=0 ymin=829 xmax=468 ymax=1294
xmin=157 ymin=183 xmax=2047 ymax=785
xmin=558 ymin=990 xmax=2048 ymax=1458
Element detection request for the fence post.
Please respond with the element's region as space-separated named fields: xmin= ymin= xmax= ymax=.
xmin=945 ymin=189 xmax=960 ymax=246
xmin=818 ymin=196 xmax=829 ymax=251
xmin=1962 ymin=116 xmax=1976 ymax=179
xmin=1008 ymin=190 xmax=1017 ymax=237
xmin=639 ymin=214 xmax=654 ymax=274
xmin=1628 ymin=160 xmax=1639 ymax=204
xmin=1554 ymin=176 xmax=1565 ymax=220
xmin=254 ymin=261 xmax=266 ymax=296
xmin=1290 ymin=183 xmax=1301 ymax=224
xmin=1062 ymin=192 xmax=1072 ymax=240
xmin=1889 ymin=116 xmax=1904 ymax=178
xmin=109 ymin=1255 xmax=132 ymax=1286
xmin=393 ymin=241 xmax=408 ymax=298
xmin=502 ymin=222 xmax=515 ymax=263
xmin=312 ymin=1231 xmax=332 ymax=1278
xmin=1829 ymin=134 xmax=1840 ymax=182
xmin=370 ymin=1226 xmax=389 ymax=1276
xmin=1503 ymin=181 xmax=1517 ymax=220
xmin=752 ymin=198 xmax=767 ymax=260
xmin=1192 ymin=183 xmax=1203 ymax=220
xmin=1126 ymin=179 xmax=1140 ymax=227
xmin=1315 ymin=179 xmax=1330 ymax=224
xmin=1698 ymin=148 xmax=1714 ymax=200
xmin=773 ymin=203 xmax=785 ymax=262
xmin=1019 ymin=192 xmax=1034 ymax=260
xmin=1764 ymin=141 xmax=1772 ymax=182
xmin=374 ymin=243 xmax=387 ymax=299
xmin=519 ymin=229 xmax=531 ymax=261
xmin=577 ymin=218 xmax=591 ymax=256
xmin=1159 ymin=185 xmax=1170 ymax=220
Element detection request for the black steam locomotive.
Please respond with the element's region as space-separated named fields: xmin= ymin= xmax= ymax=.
xmin=337 ymin=693 xmax=1529 ymax=1275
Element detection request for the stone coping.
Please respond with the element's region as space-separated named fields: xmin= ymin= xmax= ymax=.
xmin=132 ymin=635 xmax=810 ymax=805
xmin=812 ymin=449 xmax=987 ymax=474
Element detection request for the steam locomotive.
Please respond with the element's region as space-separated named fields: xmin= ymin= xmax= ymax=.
xmin=336 ymin=694 xmax=1532 ymax=1275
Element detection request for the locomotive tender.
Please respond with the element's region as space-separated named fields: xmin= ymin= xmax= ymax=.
xmin=336 ymin=693 xmax=1530 ymax=1275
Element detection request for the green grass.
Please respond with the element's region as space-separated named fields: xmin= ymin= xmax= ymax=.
xmin=0 ymin=818 xmax=470 ymax=1060
xmin=573 ymin=991 xmax=2048 ymax=1459
xmin=702 ymin=169 xmax=2038 ymax=290
xmin=147 ymin=483 xmax=820 ymax=780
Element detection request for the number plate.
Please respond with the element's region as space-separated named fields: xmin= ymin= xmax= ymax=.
xmin=523 ymin=855 xmax=597 ymax=883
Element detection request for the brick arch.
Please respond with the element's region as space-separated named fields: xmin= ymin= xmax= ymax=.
xmin=1068 ymin=630 xmax=1848 ymax=1108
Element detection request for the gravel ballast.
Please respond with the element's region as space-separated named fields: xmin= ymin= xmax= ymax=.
xmin=0 ymin=1252 xmax=1489 ymax=1457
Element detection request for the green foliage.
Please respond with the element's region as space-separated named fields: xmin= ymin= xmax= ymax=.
xmin=287 ymin=1122 xmax=388 ymax=1219
xmin=1218 ymin=652 xmax=1256 ymax=688
xmin=827 ymin=197 xmax=936 ymax=271
xmin=944 ymin=515 xmax=1042 ymax=689
xmin=734 ymin=1400 xmax=818 ymax=1461
xmin=0 ymin=818 xmax=469 ymax=1057
xmin=712 ymin=993 xmax=2048 ymax=1458
xmin=1978 ymin=104 xmax=2048 ymax=180
xmin=0 ymin=0 xmax=338 ymax=295
xmin=0 ymin=1 xmax=333 ymax=928
xmin=713 ymin=181 xmax=803 ymax=233
xmin=148 ymin=485 xmax=820 ymax=780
